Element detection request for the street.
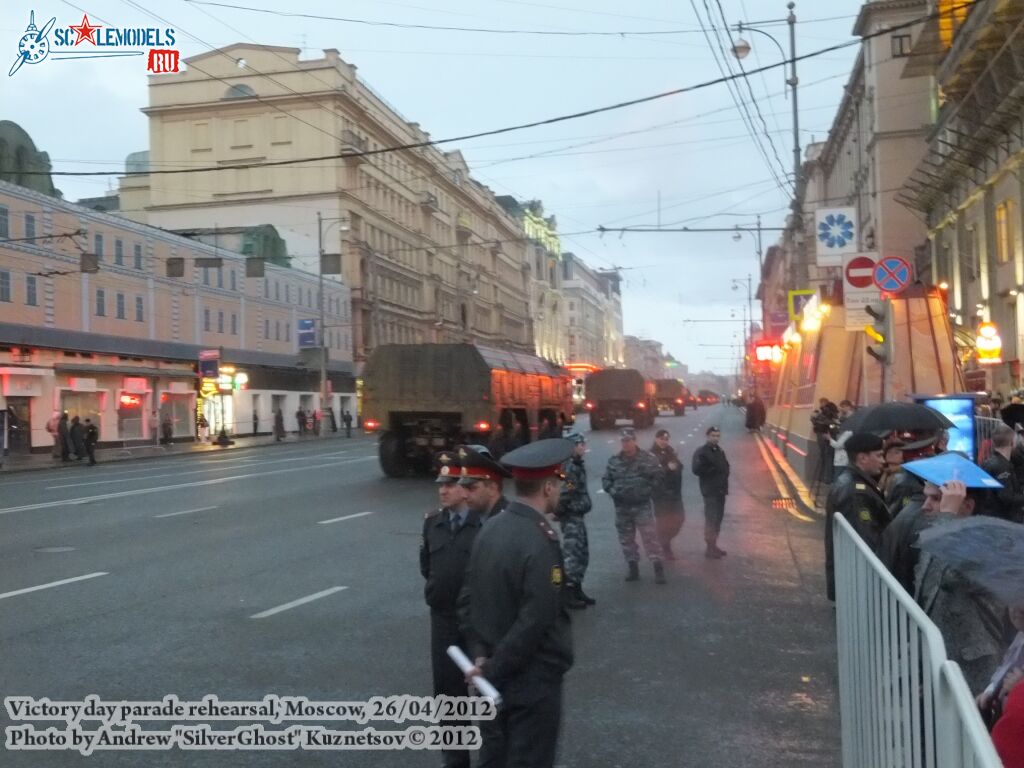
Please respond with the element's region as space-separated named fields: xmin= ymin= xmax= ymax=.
xmin=0 ymin=405 xmax=839 ymax=767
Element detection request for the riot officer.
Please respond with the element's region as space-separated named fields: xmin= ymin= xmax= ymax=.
xmin=603 ymin=428 xmax=665 ymax=583
xmin=459 ymin=439 xmax=575 ymax=768
xmin=457 ymin=444 xmax=512 ymax=521
xmin=420 ymin=451 xmax=477 ymax=768
xmin=556 ymin=433 xmax=594 ymax=609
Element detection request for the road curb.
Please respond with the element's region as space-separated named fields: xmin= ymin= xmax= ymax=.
xmin=754 ymin=432 xmax=820 ymax=519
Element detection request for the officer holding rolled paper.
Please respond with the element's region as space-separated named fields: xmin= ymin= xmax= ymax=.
xmin=458 ymin=438 xmax=574 ymax=768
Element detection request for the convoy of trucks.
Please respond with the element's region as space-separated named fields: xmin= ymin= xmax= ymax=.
xmin=583 ymin=368 xmax=657 ymax=430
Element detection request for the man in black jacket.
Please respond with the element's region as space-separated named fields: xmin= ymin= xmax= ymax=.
xmin=458 ymin=445 xmax=512 ymax=522
xmin=650 ymin=429 xmax=684 ymax=559
xmin=459 ymin=439 xmax=574 ymax=768
xmin=692 ymin=426 xmax=730 ymax=559
xmin=420 ymin=451 xmax=476 ymax=768
xmin=980 ymin=424 xmax=1024 ymax=523
xmin=824 ymin=432 xmax=888 ymax=601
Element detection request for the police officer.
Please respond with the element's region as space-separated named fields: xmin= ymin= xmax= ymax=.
xmin=602 ymin=428 xmax=665 ymax=584
xmin=979 ymin=424 xmax=1024 ymax=523
xmin=824 ymin=432 xmax=888 ymax=600
xmin=556 ymin=433 xmax=594 ymax=609
xmin=420 ymin=451 xmax=477 ymax=768
xmin=650 ymin=428 xmax=684 ymax=559
xmin=458 ymin=444 xmax=512 ymax=521
xmin=458 ymin=439 xmax=575 ymax=768
xmin=691 ymin=425 xmax=731 ymax=559
xmin=882 ymin=434 xmax=935 ymax=518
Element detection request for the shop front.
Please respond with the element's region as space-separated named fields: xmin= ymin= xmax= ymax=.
xmin=1 ymin=367 xmax=53 ymax=452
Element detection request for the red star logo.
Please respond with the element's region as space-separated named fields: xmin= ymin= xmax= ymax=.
xmin=68 ymin=14 xmax=102 ymax=46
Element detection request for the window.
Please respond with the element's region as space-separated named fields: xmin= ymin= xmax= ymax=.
xmin=891 ymin=34 xmax=912 ymax=57
xmin=264 ymin=278 xmax=269 ymax=298
xmin=204 ymin=308 xmax=211 ymax=331
xmin=116 ymin=292 xmax=126 ymax=319
xmin=215 ymin=310 xmax=223 ymax=333
xmin=285 ymin=322 xmax=290 ymax=342
xmin=275 ymin=320 xmax=280 ymax=340
xmin=0 ymin=270 xmax=10 ymax=302
xmin=0 ymin=206 xmax=8 ymax=238
xmin=95 ymin=288 xmax=106 ymax=316
xmin=996 ymin=201 xmax=1014 ymax=265
xmin=274 ymin=282 xmax=280 ymax=301
xmin=94 ymin=233 xmax=104 ymax=260
xmin=264 ymin=318 xmax=269 ymax=339
xmin=114 ymin=239 xmax=124 ymax=266
xmin=231 ymin=313 xmax=237 ymax=335
xmin=203 ymin=267 xmax=210 ymax=286
xmin=135 ymin=296 xmax=144 ymax=322
xmin=230 ymin=270 xmax=236 ymax=291
xmin=25 ymin=275 xmax=36 ymax=306
xmin=133 ymin=243 xmax=143 ymax=270
xmin=217 ymin=268 xmax=223 ymax=289
xmin=24 ymin=214 xmax=35 ymax=242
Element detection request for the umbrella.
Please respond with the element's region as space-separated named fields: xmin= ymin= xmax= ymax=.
xmin=916 ymin=517 xmax=1024 ymax=607
xmin=1000 ymin=403 xmax=1024 ymax=430
xmin=841 ymin=401 xmax=954 ymax=434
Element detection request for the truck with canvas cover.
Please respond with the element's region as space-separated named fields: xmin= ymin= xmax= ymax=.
xmin=583 ymin=368 xmax=656 ymax=430
xmin=653 ymin=378 xmax=687 ymax=416
xmin=361 ymin=343 xmax=574 ymax=477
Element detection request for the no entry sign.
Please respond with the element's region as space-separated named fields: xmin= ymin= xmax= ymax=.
xmin=842 ymin=252 xmax=880 ymax=331
xmin=845 ymin=255 xmax=876 ymax=288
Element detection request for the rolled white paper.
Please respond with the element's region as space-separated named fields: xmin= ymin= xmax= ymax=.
xmin=446 ymin=645 xmax=503 ymax=706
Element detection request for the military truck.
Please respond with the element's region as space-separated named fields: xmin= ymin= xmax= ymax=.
xmin=361 ymin=343 xmax=574 ymax=477
xmin=653 ymin=378 xmax=687 ymax=416
xmin=583 ymin=368 xmax=656 ymax=430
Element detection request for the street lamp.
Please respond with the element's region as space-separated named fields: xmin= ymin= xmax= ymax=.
xmin=317 ymin=212 xmax=350 ymax=436
xmin=731 ymin=2 xmax=801 ymax=198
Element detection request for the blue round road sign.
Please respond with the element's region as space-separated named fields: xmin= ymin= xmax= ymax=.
xmin=873 ymin=256 xmax=913 ymax=293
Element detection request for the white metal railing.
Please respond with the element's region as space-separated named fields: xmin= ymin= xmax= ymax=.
xmin=832 ymin=514 xmax=1002 ymax=767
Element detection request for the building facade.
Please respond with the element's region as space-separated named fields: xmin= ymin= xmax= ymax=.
xmin=562 ymin=253 xmax=624 ymax=369
xmin=0 ymin=178 xmax=354 ymax=454
xmin=120 ymin=44 xmax=533 ymax=365
xmin=901 ymin=0 xmax=1024 ymax=393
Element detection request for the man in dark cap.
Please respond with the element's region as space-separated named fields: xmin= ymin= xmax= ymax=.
xmin=556 ymin=433 xmax=594 ymax=610
xmin=882 ymin=433 xmax=936 ymax=518
xmin=603 ymin=427 xmax=665 ymax=583
xmin=420 ymin=451 xmax=477 ymax=768
xmin=824 ymin=431 xmax=887 ymax=601
xmin=459 ymin=438 xmax=575 ymax=768
xmin=691 ymin=425 xmax=731 ymax=559
xmin=458 ymin=444 xmax=512 ymax=522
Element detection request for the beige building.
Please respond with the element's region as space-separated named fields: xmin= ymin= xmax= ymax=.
xmin=0 ymin=178 xmax=353 ymax=455
xmin=120 ymin=44 xmax=533 ymax=365
xmin=901 ymin=0 xmax=1024 ymax=393
xmin=562 ymin=253 xmax=624 ymax=368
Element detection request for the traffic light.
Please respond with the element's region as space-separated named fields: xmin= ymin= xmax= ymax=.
xmin=864 ymin=300 xmax=892 ymax=362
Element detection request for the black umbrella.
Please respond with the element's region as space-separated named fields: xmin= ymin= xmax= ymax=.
xmin=841 ymin=401 xmax=955 ymax=434
xmin=1000 ymin=403 xmax=1024 ymax=430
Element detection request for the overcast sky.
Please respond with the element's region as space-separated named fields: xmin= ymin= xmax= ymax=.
xmin=3 ymin=0 xmax=867 ymax=375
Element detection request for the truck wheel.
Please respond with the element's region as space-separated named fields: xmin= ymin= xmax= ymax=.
xmin=590 ymin=412 xmax=604 ymax=431
xmin=379 ymin=431 xmax=408 ymax=478
xmin=674 ymin=407 xmax=685 ymax=417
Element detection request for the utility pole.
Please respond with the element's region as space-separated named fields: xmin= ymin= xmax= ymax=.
xmin=787 ymin=2 xmax=801 ymax=197
xmin=317 ymin=211 xmax=328 ymax=431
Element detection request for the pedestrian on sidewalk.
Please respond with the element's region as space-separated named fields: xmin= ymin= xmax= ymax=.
xmin=692 ymin=425 xmax=730 ymax=560
xmin=650 ymin=429 xmax=685 ymax=560
xmin=57 ymin=412 xmax=71 ymax=462
xmin=252 ymin=409 xmax=259 ymax=436
xmin=328 ymin=407 xmax=337 ymax=433
xmin=602 ymin=428 xmax=666 ymax=584
xmin=296 ymin=407 xmax=305 ymax=436
xmin=744 ymin=395 xmax=766 ymax=433
xmin=343 ymin=410 xmax=353 ymax=438
xmin=197 ymin=415 xmax=209 ymax=443
xmin=556 ymin=433 xmax=595 ymax=608
xmin=84 ymin=419 xmax=99 ymax=466
xmin=273 ymin=409 xmax=285 ymax=442
xmin=46 ymin=411 xmax=61 ymax=458
xmin=161 ymin=414 xmax=174 ymax=445
xmin=69 ymin=416 xmax=86 ymax=461
xmin=149 ymin=410 xmax=160 ymax=445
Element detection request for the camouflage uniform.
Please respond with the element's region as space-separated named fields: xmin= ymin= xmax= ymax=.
xmin=602 ymin=449 xmax=663 ymax=564
xmin=556 ymin=454 xmax=592 ymax=588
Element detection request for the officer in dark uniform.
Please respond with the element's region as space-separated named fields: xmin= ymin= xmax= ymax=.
xmin=458 ymin=444 xmax=512 ymax=521
xmin=421 ymin=451 xmax=477 ymax=768
xmin=882 ymin=434 xmax=935 ymax=518
xmin=458 ymin=438 xmax=575 ymax=768
xmin=824 ymin=432 xmax=888 ymax=600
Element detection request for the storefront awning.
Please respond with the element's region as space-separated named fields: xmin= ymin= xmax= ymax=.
xmin=54 ymin=364 xmax=198 ymax=379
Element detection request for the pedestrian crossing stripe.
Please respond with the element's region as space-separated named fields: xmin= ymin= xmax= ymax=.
xmin=551 ymin=566 xmax=563 ymax=586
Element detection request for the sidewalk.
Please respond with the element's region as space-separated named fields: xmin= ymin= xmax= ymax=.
xmin=0 ymin=430 xmax=373 ymax=474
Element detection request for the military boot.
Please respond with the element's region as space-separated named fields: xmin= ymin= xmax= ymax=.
xmin=564 ymin=584 xmax=587 ymax=610
xmin=653 ymin=561 xmax=666 ymax=585
xmin=625 ymin=561 xmax=640 ymax=581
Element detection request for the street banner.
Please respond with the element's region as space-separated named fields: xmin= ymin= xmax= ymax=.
xmin=298 ymin=319 xmax=317 ymax=349
xmin=198 ymin=348 xmax=220 ymax=379
xmin=815 ymin=207 xmax=858 ymax=266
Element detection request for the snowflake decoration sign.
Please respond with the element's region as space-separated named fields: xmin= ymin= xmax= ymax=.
xmin=814 ymin=207 xmax=858 ymax=266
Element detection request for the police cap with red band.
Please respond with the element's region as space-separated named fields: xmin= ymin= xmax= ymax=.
xmin=499 ymin=438 xmax=575 ymax=481
xmin=435 ymin=451 xmax=461 ymax=484
xmin=457 ymin=444 xmax=513 ymax=485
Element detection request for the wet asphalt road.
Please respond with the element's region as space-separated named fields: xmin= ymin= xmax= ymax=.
xmin=0 ymin=405 xmax=839 ymax=767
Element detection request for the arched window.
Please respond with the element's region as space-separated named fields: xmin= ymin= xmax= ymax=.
xmin=224 ymin=83 xmax=256 ymax=100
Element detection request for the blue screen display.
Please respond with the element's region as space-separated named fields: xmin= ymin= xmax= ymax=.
xmin=921 ymin=398 xmax=975 ymax=461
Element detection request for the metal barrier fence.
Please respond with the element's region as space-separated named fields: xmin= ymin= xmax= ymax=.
xmin=832 ymin=514 xmax=1002 ymax=768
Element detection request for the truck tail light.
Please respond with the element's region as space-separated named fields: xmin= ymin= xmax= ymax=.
xmin=364 ymin=419 xmax=380 ymax=431
xmin=584 ymin=401 xmax=594 ymax=410
xmin=636 ymin=402 xmax=646 ymax=409
xmin=474 ymin=421 xmax=491 ymax=432
xmin=675 ymin=398 xmax=683 ymax=404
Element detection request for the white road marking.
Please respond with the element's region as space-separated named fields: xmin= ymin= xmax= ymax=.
xmin=0 ymin=572 xmax=109 ymax=601
xmin=318 ymin=511 xmax=375 ymax=525
xmin=0 ymin=458 xmax=375 ymax=516
xmin=154 ymin=506 xmax=220 ymax=519
xmin=250 ymin=586 xmax=348 ymax=619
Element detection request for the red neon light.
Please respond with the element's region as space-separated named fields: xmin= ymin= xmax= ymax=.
xmin=119 ymin=393 xmax=142 ymax=408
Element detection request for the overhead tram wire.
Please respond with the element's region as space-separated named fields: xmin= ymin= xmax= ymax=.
xmin=23 ymin=0 xmax=980 ymax=179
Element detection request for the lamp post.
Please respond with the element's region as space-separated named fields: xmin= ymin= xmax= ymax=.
xmin=317 ymin=212 xmax=350 ymax=437
xmin=731 ymin=2 xmax=801 ymax=198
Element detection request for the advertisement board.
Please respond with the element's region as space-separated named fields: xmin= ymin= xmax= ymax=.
xmin=919 ymin=396 xmax=976 ymax=462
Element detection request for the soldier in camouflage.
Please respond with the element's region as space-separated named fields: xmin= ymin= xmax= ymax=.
xmin=602 ymin=428 xmax=666 ymax=584
xmin=556 ymin=433 xmax=594 ymax=610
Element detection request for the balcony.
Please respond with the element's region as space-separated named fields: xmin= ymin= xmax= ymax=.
xmin=419 ymin=191 xmax=439 ymax=211
xmin=340 ymin=129 xmax=367 ymax=164
xmin=455 ymin=212 xmax=472 ymax=235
